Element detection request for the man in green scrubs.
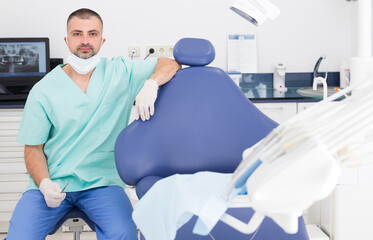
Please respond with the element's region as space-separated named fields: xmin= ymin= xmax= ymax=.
xmin=5 ymin=8 xmax=181 ymax=240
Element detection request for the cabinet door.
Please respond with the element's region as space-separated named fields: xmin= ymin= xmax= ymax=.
xmin=254 ymin=102 xmax=297 ymax=124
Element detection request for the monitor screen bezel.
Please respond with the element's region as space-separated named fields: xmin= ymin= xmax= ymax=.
xmin=0 ymin=37 xmax=50 ymax=86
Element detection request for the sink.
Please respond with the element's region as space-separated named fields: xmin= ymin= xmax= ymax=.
xmin=296 ymin=87 xmax=338 ymax=98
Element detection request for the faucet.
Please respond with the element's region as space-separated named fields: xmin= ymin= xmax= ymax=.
xmin=313 ymin=55 xmax=328 ymax=99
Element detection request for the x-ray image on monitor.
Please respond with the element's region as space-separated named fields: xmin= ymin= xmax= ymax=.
xmin=0 ymin=43 xmax=45 ymax=74
xmin=0 ymin=42 xmax=46 ymax=74
xmin=0 ymin=38 xmax=49 ymax=99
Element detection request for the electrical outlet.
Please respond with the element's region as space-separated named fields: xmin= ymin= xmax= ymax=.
xmin=146 ymin=46 xmax=174 ymax=57
xmin=167 ymin=46 xmax=174 ymax=56
xmin=158 ymin=46 xmax=166 ymax=56
xmin=128 ymin=46 xmax=140 ymax=58
xmin=145 ymin=46 xmax=156 ymax=57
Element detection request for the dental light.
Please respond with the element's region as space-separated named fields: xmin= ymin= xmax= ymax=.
xmin=230 ymin=0 xmax=280 ymax=26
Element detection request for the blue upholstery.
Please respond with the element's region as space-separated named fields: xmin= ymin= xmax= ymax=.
xmin=115 ymin=69 xmax=276 ymax=188
xmin=135 ymin=176 xmax=163 ymax=199
xmin=173 ymin=38 xmax=215 ymax=66
xmin=115 ymin=38 xmax=309 ymax=240
xmin=48 ymin=207 xmax=95 ymax=235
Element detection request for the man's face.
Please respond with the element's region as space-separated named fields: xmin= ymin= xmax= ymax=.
xmin=65 ymin=16 xmax=105 ymax=59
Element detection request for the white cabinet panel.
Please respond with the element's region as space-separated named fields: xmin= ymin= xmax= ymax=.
xmin=0 ymin=201 xmax=17 ymax=212
xmin=254 ymin=102 xmax=297 ymax=124
xmin=0 ymin=174 xmax=28 ymax=182
xmin=0 ymin=152 xmax=24 ymax=159
xmin=0 ymin=117 xmax=21 ymax=125
xmin=0 ymin=123 xmax=21 ymax=130
xmin=0 ymin=212 xmax=12 ymax=222
xmin=0 ymin=141 xmax=23 ymax=147
xmin=0 ymin=163 xmax=27 ymax=174
xmin=0 ymin=194 xmax=22 ymax=201
xmin=0 ymin=147 xmax=24 ymax=152
xmin=0 ymin=182 xmax=28 ymax=193
xmin=297 ymin=102 xmax=316 ymax=114
xmin=0 ymin=109 xmax=27 ymax=232
xmin=0 ymin=130 xmax=18 ymax=137
xmin=297 ymin=102 xmax=338 ymax=114
xmin=0 ymin=109 xmax=23 ymax=114
xmin=0 ymin=158 xmax=24 ymax=164
xmin=320 ymin=185 xmax=373 ymax=240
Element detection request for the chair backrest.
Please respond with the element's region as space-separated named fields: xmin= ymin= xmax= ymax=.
xmin=115 ymin=38 xmax=278 ymax=186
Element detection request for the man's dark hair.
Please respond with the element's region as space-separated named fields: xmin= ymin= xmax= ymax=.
xmin=67 ymin=8 xmax=103 ymax=29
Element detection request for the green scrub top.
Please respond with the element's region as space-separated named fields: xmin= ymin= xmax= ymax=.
xmin=17 ymin=57 xmax=157 ymax=192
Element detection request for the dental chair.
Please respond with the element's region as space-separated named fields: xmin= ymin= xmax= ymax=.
xmin=115 ymin=38 xmax=309 ymax=240
xmin=48 ymin=207 xmax=95 ymax=240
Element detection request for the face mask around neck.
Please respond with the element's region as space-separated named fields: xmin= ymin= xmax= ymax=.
xmin=67 ymin=53 xmax=101 ymax=75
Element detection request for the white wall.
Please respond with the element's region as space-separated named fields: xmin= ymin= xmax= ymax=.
xmin=0 ymin=0 xmax=359 ymax=73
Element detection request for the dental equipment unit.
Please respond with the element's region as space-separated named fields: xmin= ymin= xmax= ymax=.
xmin=116 ymin=37 xmax=309 ymax=240
xmin=126 ymin=1 xmax=373 ymax=238
xmin=222 ymin=81 xmax=373 ymax=234
xmin=222 ymin=0 xmax=373 ymax=235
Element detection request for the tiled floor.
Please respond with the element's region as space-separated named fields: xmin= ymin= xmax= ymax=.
xmin=0 ymin=228 xmax=142 ymax=240
xmin=0 ymin=228 xmax=97 ymax=240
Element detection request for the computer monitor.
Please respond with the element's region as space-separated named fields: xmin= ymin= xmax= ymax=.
xmin=0 ymin=37 xmax=50 ymax=86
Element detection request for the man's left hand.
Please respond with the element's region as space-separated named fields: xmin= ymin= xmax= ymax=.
xmin=135 ymin=79 xmax=159 ymax=121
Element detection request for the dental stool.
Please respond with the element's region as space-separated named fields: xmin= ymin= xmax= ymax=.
xmin=48 ymin=207 xmax=95 ymax=240
xmin=115 ymin=38 xmax=309 ymax=240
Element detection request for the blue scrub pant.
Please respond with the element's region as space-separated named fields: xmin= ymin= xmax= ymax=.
xmin=5 ymin=186 xmax=137 ymax=240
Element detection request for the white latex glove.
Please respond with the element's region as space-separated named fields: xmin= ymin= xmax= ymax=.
xmin=135 ymin=79 xmax=159 ymax=121
xmin=39 ymin=178 xmax=66 ymax=208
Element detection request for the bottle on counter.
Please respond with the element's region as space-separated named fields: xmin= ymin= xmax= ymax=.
xmin=340 ymin=60 xmax=350 ymax=89
xmin=273 ymin=63 xmax=287 ymax=92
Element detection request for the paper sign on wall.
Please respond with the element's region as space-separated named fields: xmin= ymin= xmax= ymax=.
xmin=228 ymin=34 xmax=257 ymax=73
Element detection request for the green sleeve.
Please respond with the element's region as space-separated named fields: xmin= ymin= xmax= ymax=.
xmin=127 ymin=58 xmax=158 ymax=98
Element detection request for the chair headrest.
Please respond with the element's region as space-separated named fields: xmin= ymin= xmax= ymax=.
xmin=173 ymin=38 xmax=215 ymax=66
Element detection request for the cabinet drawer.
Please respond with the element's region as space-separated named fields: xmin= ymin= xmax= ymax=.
xmin=0 ymin=212 xmax=12 ymax=222
xmin=0 ymin=158 xmax=24 ymax=164
xmin=0 ymin=181 xmax=28 ymax=193
xmin=297 ymin=102 xmax=339 ymax=114
xmin=297 ymin=102 xmax=316 ymax=113
xmin=0 ymin=193 xmax=22 ymax=201
xmin=0 ymin=174 xmax=29 ymax=182
xmin=0 ymin=109 xmax=23 ymax=115
xmin=0 ymin=201 xmax=17 ymax=212
xmin=0 ymin=130 xmax=18 ymax=137
xmin=0 ymin=152 xmax=24 ymax=159
xmin=0 ymin=147 xmax=24 ymax=153
xmin=0 ymin=123 xmax=21 ymax=130
xmin=0 ymin=116 xmax=22 ymax=122
xmin=0 ymin=140 xmax=23 ymax=147
xmin=254 ymin=102 xmax=297 ymax=124
xmin=0 ymin=163 xmax=27 ymax=174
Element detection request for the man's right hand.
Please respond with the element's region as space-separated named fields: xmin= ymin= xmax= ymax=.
xmin=39 ymin=178 xmax=66 ymax=208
